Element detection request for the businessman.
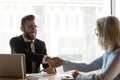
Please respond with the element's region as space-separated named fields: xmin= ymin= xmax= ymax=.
xmin=10 ymin=15 xmax=55 ymax=74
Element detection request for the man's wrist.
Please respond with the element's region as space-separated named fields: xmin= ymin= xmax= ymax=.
xmin=42 ymin=55 xmax=48 ymax=63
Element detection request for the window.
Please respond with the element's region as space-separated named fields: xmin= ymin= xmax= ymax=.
xmin=0 ymin=0 xmax=111 ymax=63
xmin=114 ymin=0 xmax=120 ymax=19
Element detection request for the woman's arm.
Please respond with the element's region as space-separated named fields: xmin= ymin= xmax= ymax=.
xmin=63 ymin=56 xmax=103 ymax=72
xmin=75 ymin=53 xmax=120 ymax=80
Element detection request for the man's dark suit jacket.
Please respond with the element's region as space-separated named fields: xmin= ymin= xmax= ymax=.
xmin=10 ymin=35 xmax=48 ymax=73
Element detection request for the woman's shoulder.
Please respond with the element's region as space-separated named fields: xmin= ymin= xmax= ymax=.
xmin=114 ymin=47 xmax=120 ymax=54
xmin=111 ymin=47 xmax=120 ymax=59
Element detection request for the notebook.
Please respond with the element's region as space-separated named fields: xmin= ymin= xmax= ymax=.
xmin=0 ymin=54 xmax=26 ymax=79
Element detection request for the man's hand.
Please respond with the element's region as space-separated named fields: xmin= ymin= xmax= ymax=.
xmin=45 ymin=56 xmax=55 ymax=67
xmin=45 ymin=56 xmax=63 ymax=68
xmin=72 ymin=70 xmax=80 ymax=79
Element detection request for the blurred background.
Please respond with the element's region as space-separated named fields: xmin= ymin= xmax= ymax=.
xmin=0 ymin=0 xmax=119 ymax=72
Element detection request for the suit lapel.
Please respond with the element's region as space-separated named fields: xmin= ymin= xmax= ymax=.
xmin=19 ymin=35 xmax=28 ymax=48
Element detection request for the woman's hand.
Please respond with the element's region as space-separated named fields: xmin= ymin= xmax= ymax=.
xmin=72 ymin=70 xmax=80 ymax=79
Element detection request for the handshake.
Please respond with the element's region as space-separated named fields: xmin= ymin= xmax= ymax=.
xmin=45 ymin=56 xmax=63 ymax=68
xmin=43 ymin=57 xmax=80 ymax=79
xmin=42 ymin=57 xmax=63 ymax=74
xmin=42 ymin=56 xmax=63 ymax=74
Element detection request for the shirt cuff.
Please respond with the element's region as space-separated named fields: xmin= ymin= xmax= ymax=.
xmin=76 ymin=74 xmax=82 ymax=80
xmin=76 ymin=73 xmax=88 ymax=80
xmin=42 ymin=55 xmax=48 ymax=63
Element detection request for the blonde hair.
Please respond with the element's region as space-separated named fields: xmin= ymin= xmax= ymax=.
xmin=97 ymin=16 xmax=120 ymax=50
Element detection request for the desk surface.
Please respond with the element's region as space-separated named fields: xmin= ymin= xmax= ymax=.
xmin=0 ymin=74 xmax=73 ymax=80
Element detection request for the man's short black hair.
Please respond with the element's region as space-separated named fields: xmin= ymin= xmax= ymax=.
xmin=21 ymin=15 xmax=35 ymax=27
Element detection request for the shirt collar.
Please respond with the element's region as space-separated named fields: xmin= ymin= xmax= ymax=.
xmin=22 ymin=34 xmax=34 ymax=42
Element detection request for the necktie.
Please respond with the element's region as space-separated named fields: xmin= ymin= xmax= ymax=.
xmin=26 ymin=41 xmax=36 ymax=73
xmin=26 ymin=41 xmax=33 ymax=51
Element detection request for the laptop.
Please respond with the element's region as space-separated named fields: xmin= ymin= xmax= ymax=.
xmin=0 ymin=54 xmax=26 ymax=79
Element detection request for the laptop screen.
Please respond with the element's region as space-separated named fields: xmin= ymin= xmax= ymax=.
xmin=0 ymin=54 xmax=26 ymax=78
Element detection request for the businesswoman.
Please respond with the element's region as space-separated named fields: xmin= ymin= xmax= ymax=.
xmin=48 ymin=16 xmax=120 ymax=80
xmin=72 ymin=16 xmax=120 ymax=80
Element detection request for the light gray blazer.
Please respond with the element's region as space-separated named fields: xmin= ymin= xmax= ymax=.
xmin=63 ymin=47 xmax=120 ymax=80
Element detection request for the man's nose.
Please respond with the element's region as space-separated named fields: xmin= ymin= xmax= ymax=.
xmin=29 ymin=28 xmax=37 ymax=33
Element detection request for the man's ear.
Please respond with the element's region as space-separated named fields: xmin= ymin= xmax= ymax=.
xmin=20 ymin=27 xmax=24 ymax=32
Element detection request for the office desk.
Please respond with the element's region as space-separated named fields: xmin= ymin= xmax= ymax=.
xmin=0 ymin=74 xmax=73 ymax=80
xmin=0 ymin=76 xmax=56 ymax=80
